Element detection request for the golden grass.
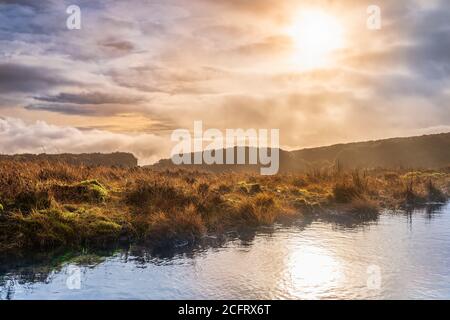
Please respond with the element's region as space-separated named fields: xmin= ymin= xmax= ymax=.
xmin=0 ymin=160 xmax=448 ymax=253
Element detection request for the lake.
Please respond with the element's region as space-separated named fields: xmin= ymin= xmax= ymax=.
xmin=1 ymin=203 xmax=449 ymax=299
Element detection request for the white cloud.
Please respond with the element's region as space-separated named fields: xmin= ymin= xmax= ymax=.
xmin=0 ymin=117 xmax=167 ymax=164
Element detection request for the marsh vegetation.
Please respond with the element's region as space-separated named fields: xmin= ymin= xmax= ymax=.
xmin=0 ymin=160 xmax=448 ymax=254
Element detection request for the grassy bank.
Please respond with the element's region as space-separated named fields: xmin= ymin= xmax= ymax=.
xmin=0 ymin=160 xmax=449 ymax=254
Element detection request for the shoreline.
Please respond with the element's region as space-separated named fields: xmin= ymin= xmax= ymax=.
xmin=1 ymin=160 xmax=449 ymax=255
xmin=1 ymin=202 xmax=448 ymax=270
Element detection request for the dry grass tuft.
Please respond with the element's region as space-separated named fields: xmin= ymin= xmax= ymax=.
xmin=346 ymin=198 xmax=380 ymax=218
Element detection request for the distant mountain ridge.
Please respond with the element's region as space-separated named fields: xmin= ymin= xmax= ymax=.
xmin=0 ymin=152 xmax=138 ymax=168
xmin=1 ymin=133 xmax=449 ymax=171
xmin=153 ymin=132 xmax=450 ymax=172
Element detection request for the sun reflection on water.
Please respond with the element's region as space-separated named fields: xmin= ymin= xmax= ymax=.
xmin=287 ymin=245 xmax=343 ymax=299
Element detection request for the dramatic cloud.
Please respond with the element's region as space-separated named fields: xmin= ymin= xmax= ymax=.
xmin=33 ymin=92 xmax=144 ymax=105
xmin=0 ymin=63 xmax=75 ymax=93
xmin=0 ymin=0 xmax=449 ymax=162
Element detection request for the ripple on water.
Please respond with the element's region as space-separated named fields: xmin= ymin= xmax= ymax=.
xmin=1 ymin=203 xmax=450 ymax=299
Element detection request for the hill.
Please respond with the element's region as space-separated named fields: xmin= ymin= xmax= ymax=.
xmin=153 ymin=132 xmax=450 ymax=172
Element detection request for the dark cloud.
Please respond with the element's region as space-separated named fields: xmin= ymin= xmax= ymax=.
xmin=24 ymin=103 xmax=96 ymax=115
xmin=0 ymin=0 xmax=51 ymax=10
xmin=408 ymin=29 xmax=450 ymax=81
xmin=0 ymin=0 xmax=64 ymax=37
xmin=99 ymin=39 xmax=135 ymax=52
xmin=34 ymin=92 xmax=144 ymax=105
xmin=0 ymin=63 xmax=75 ymax=93
xmin=24 ymin=102 xmax=148 ymax=117
xmin=25 ymin=91 xmax=154 ymax=117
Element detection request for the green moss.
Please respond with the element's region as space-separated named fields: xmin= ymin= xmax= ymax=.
xmin=0 ymin=203 xmax=3 ymax=212
xmin=52 ymin=180 xmax=108 ymax=203
xmin=85 ymin=220 xmax=121 ymax=238
xmin=71 ymin=254 xmax=106 ymax=266
xmin=89 ymin=184 xmax=108 ymax=202
xmin=80 ymin=179 xmax=104 ymax=188
xmin=1 ymin=208 xmax=123 ymax=251
xmin=80 ymin=180 xmax=108 ymax=202
xmin=298 ymin=189 xmax=312 ymax=197
xmin=237 ymin=182 xmax=262 ymax=194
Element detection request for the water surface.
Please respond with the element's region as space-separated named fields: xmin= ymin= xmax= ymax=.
xmin=1 ymin=204 xmax=449 ymax=299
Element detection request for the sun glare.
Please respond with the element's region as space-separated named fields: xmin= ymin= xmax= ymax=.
xmin=287 ymin=245 xmax=344 ymax=299
xmin=287 ymin=10 xmax=345 ymax=69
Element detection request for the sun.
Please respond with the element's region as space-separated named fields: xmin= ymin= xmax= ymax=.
xmin=286 ymin=10 xmax=345 ymax=69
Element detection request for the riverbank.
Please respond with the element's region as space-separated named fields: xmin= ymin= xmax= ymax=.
xmin=0 ymin=160 xmax=449 ymax=254
xmin=2 ymin=203 xmax=450 ymax=299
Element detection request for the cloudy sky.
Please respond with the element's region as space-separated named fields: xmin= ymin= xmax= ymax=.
xmin=0 ymin=0 xmax=449 ymax=164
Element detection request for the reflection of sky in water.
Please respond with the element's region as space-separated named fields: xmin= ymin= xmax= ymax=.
xmin=1 ymin=203 xmax=450 ymax=299
xmin=287 ymin=245 xmax=343 ymax=299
